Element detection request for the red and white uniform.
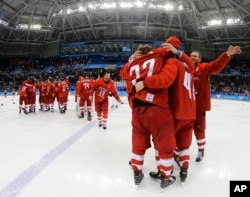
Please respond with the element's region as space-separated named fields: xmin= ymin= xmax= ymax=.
xmin=39 ymin=80 xmax=48 ymax=110
xmin=27 ymin=81 xmax=37 ymax=112
xmin=90 ymin=78 xmax=121 ymax=127
xmin=168 ymin=58 xmax=196 ymax=170
xmin=46 ymin=81 xmax=56 ymax=111
xmin=19 ymin=80 xmax=29 ymax=113
xmin=122 ymin=47 xmax=178 ymax=179
xmin=75 ymin=76 xmax=84 ymax=113
xmin=79 ymin=78 xmax=93 ymax=116
xmin=194 ymin=52 xmax=231 ymax=151
xmin=139 ymin=51 xmax=196 ymax=172
xmin=57 ymin=79 xmax=69 ymax=112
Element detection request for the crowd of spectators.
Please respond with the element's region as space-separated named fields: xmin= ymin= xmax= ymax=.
xmin=0 ymin=56 xmax=250 ymax=96
xmin=210 ymin=75 xmax=250 ymax=96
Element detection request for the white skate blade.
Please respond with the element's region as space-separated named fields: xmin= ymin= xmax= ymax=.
xmin=134 ymin=184 xmax=140 ymax=190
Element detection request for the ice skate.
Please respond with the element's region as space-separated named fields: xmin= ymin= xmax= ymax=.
xmin=23 ymin=109 xmax=29 ymax=114
xmin=87 ymin=116 xmax=92 ymax=121
xmin=160 ymin=175 xmax=176 ymax=192
xmin=78 ymin=112 xmax=84 ymax=118
xmin=149 ymin=170 xmax=161 ymax=182
xmin=196 ymin=150 xmax=204 ymax=162
xmin=87 ymin=111 xmax=92 ymax=121
xmin=134 ymin=172 xmax=144 ymax=187
xmin=180 ymin=168 xmax=188 ymax=184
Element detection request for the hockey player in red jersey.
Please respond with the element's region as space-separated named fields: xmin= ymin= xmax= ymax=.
xmin=19 ymin=79 xmax=30 ymax=114
xmin=57 ymin=75 xmax=69 ymax=113
xmin=135 ymin=43 xmax=196 ymax=184
xmin=190 ymin=45 xmax=242 ymax=162
xmin=121 ymin=36 xmax=190 ymax=190
xmin=46 ymin=77 xmax=56 ymax=112
xmin=89 ymin=71 xmax=123 ymax=129
xmin=75 ymin=75 xmax=84 ymax=115
xmin=26 ymin=77 xmax=38 ymax=113
xmin=78 ymin=74 xmax=93 ymax=120
xmin=38 ymin=78 xmax=48 ymax=111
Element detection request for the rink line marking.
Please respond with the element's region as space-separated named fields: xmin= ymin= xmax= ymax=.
xmin=0 ymin=120 xmax=98 ymax=197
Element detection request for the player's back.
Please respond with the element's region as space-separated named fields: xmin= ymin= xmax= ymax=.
xmin=128 ymin=48 xmax=171 ymax=107
xmin=168 ymin=58 xmax=196 ymax=120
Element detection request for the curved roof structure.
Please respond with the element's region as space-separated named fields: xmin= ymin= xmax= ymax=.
xmin=0 ymin=0 xmax=250 ymax=57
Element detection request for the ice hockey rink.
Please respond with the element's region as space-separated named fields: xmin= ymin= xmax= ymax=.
xmin=0 ymin=94 xmax=250 ymax=197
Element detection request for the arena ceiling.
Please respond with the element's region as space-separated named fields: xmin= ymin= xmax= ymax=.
xmin=0 ymin=0 xmax=250 ymax=56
